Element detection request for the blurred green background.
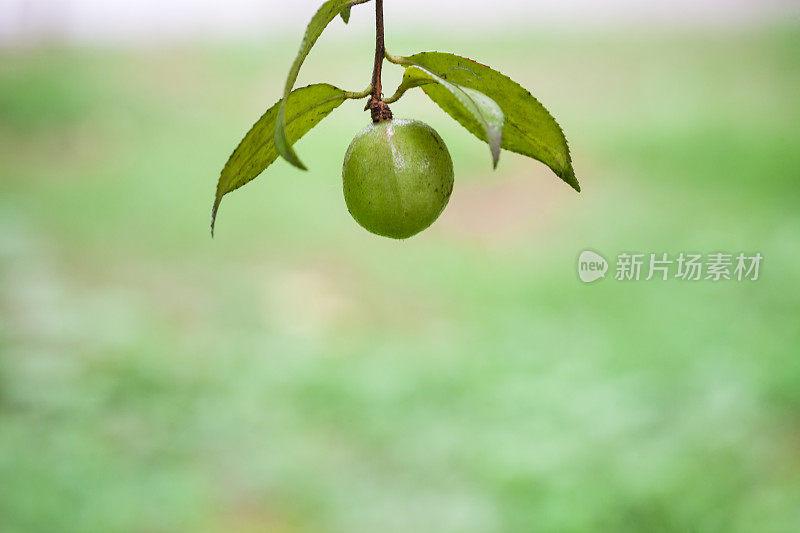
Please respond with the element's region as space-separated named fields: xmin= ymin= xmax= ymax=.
xmin=1 ymin=11 xmax=800 ymax=532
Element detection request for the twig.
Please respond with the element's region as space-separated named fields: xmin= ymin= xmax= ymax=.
xmin=367 ymin=0 xmax=392 ymax=122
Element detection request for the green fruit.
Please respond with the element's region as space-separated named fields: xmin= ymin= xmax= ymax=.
xmin=342 ymin=118 xmax=454 ymax=239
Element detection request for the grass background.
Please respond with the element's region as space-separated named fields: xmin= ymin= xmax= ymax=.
xmin=1 ymin=23 xmax=800 ymax=532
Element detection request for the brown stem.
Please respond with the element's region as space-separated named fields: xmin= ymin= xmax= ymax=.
xmin=367 ymin=0 xmax=392 ymax=122
xmin=371 ymin=0 xmax=385 ymax=99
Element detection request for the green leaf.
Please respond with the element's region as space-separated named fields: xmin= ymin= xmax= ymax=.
xmin=396 ymin=65 xmax=504 ymax=169
xmin=212 ymin=84 xmax=348 ymax=235
xmin=340 ymin=6 xmax=352 ymax=23
xmin=400 ymin=51 xmax=579 ymax=191
xmin=275 ymin=0 xmax=371 ymax=170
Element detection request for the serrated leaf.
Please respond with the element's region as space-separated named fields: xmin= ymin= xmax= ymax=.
xmin=402 ymin=51 xmax=579 ymax=191
xmin=340 ymin=6 xmax=352 ymax=23
xmin=397 ymin=65 xmax=504 ymax=169
xmin=275 ymin=0 xmax=371 ymax=170
xmin=212 ymin=84 xmax=348 ymax=235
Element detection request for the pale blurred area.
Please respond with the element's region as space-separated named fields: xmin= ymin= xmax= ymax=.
xmin=2 ymin=0 xmax=800 ymax=45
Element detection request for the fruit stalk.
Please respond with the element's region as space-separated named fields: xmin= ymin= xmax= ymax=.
xmin=367 ymin=0 xmax=392 ymax=122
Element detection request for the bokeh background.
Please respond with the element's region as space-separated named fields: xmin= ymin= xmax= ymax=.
xmin=2 ymin=1 xmax=800 ymax=531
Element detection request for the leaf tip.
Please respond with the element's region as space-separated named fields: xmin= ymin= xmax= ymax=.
xmin=274 ymin=112 xmax=309 ymax=171
xmin=562 ymin=168 xmax=581 ymax=193
xmin=284 ymin=154 xmax=308 ymax=171
xmin=211 ymin=201 xmax=221 ymax=238
xmin=276 ymin=135 xmax=308 ymax=170
xmin=491 ymin=146 xmax=501 ymax=170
